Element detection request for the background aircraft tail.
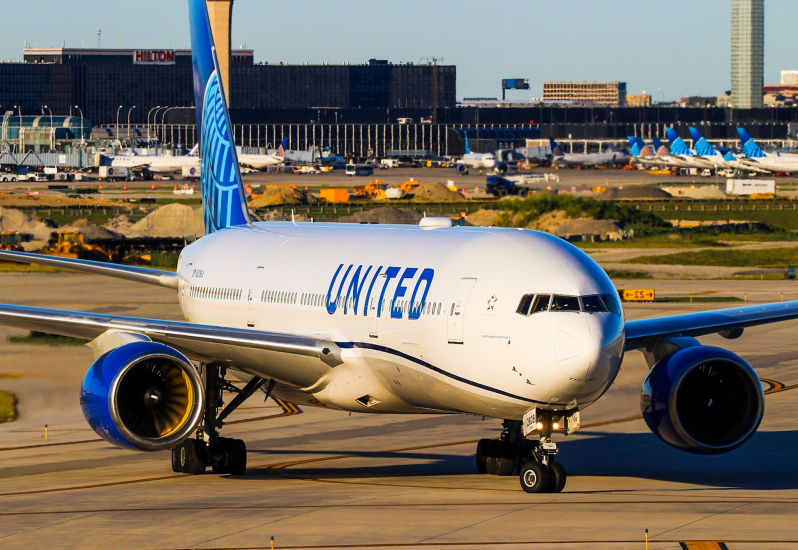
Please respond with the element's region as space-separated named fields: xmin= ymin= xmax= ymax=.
xmin=189 ymin=0 xmax=251 ymax=234
xmin=628 ymin=137 xmax=641 ymax=156
xmin=464 ymin=132 xmax=471 ymax=155
xmin=689 ymin=127 xmax=716 ymax=156
xmin=738 ymin=128 xmax=766 ymax=158
xmin=666 ymin=128 xmax=692 ymax=156
xmin=549 ymin=137 xmax=564 ymax=157
xmin=652 ymin=137 xmax=669 ymax=157
xmin=275 ymin=136 xmax=288 ymax=158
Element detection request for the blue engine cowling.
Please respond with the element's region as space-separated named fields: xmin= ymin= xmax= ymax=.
xmin=80 ymin=341 xmax=205 ymax=451
xmin=455 ymin=163 xmax=469 ymax=174
xmin=641 ymin=346 xmax=764 ymax=455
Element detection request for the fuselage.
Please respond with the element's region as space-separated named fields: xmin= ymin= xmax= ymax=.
xmin=176 ymin=223 xmax=625 ymax=420
xmin=238 ymin=153 xmax=285 ymax=170
xmin=741 ymin=153 xmax=798 ymax=173
xmin=553 ymin=151 xmax=628 ymax=168
xmin=111 ymin=155 xmax=200 ymax=173
xmin=460 ymin=153 xmax=497 ymax=169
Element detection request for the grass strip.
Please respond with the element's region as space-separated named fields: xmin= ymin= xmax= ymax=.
xmin=626 ymin=248 xmax=798 ymax=269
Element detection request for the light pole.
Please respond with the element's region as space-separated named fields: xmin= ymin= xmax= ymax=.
xmin=116 ymin=105 xmax=123 ymax=149
xmin=14 ymin=105 xmax=22 ymax=153
xmin=161 ymin=107 xmax=178 ymax=146
xmin=127 ymin=105 xmax=137 ymax=148
xmin=42 ymin=105 xmax=53 ymax=150
xmin=74 ymin=106 xmax=84 ymax=144
xmin=147 ymin=105 xmax=161 ymax=141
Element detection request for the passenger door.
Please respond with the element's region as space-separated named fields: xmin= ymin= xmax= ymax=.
xmin=447 ymin=278 xmax=477 ymax=344
xmin=246 ymin=266 xmax=265 ymax=327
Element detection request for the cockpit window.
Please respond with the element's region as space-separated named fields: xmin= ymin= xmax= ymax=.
xmin=582 ymin=295 xmax=608 ymax=313
xmin=531 ymin=295 xmax=551 ymax=313
xmin=601 ymin=293 xmax=623 ymax=317
xmin=550 ymin=295 xmax=580 ymax=312
xmin=516 ymin=294 xmax=534 ymax=316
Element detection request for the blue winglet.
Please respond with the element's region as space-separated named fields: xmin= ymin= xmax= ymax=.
xmin=189 ymin=0 xmax=251 ymax=234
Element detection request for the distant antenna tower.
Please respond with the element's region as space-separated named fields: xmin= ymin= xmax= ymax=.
xmin=97 ymin=29 xmax=101 ymax=49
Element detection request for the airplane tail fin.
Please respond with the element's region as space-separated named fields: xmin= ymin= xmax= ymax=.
xmin=738 ymin=128 xmax=765 ymax=158
xmin=464 ymin=132 xmax=471 ymax=155
xmin=189 ymin=0 xmax=251 ymax=234
xmin=275 ymin=136 xmax=288 ymax=158
xmin=187 ymin=144 xmax=199 ymax=157
xmin=666 ymin=128 xmax=692 ymax=156
xmin=549 ymin=137 xmax=564 ymax=157
xmin=628 ymin=137 xmax=641 ymax=157
xmin=689 ymin=127 xmax=716 ymax=156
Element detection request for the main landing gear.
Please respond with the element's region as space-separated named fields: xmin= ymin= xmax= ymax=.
xmin=475 ymin=420 xmax=567 ymax=493
xmin=172 ymin=364 xmax=275 ymax=476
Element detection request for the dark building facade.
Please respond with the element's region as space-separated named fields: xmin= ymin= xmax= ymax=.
xmin=1 ymin=48 xmax=456 ymax=126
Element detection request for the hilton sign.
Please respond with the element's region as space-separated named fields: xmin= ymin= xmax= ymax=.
xmin=133 ymin=50 xmax=176 ymax=65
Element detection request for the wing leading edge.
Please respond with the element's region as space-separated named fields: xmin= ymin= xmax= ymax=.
xmin=625 ymin=300 xmax=798 ymax=351
xmin=0 ymin=250 xmax=181 ymax=289
xmin=0 ymin=303 xmax=342 ymax=379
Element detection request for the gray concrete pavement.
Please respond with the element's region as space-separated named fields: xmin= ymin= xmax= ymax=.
xmin=1 ymin=275 xmax=797 ymax=549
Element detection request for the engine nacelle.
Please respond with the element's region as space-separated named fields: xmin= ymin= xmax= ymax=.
xmin=640 ymin=346 xmax=764 ymax=455
xmin=455 ymin=163 xmax=469 ymax=175
xmin=80 ymin=341 xmax=205 ymax=451
xmin=495 ymin=162 xmax=509 ymax=175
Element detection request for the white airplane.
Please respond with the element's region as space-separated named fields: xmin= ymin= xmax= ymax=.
xmin=1 ymin=0 xmax=796 ymax=494
xmin=454 ymin=133 xmax=497 ymax=175
xmin=549 ymin=138 xmax=629 ymax=168
xmin=736 ymin=129 xmax=798 ymax=174
xmin=110 ymin=144 xmax=200 ymax=174
xmin=238 ymin=137 xmax=289 ymax=170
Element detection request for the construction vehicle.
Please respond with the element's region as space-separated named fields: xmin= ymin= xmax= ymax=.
xmin=352 ymin=180 xmax=389 ymax=200
xmin=42 ymin=231 xmax=111 ymax=262
xmin=399 ymin=179 xmax=422 ymax=195
xmin=1 ymin=232 xmax=23 ymax=252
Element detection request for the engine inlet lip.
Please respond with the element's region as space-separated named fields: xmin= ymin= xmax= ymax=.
xmin=668 ymin=356 xmax=764 ymax=452
xmin=108 ymin=351 xmax=205 ymax=451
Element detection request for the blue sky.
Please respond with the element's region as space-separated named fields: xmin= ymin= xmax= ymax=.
xmin=4 ymin=0 xmax=796 ymax=102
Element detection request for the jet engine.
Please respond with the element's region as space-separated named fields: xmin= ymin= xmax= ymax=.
xmin=80 ymin=341 xmax=205 ymax=451
xmin=455 ymin=163 xmax=469 ymax=175
xmin=495 ymin=162 xmax=509 ymax=175
xmin=640 ymin=346 xmax=764 ymax=455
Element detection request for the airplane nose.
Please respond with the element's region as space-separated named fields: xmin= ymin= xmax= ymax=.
xmin=554 ymin=316 xmax=603 ymax=380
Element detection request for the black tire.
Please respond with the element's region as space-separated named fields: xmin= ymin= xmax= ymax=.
xmin=476 ymin=439 xmax=490 ymax=474
xmin=519 ymin=461 xmax=550 ymax=493
xmin=484 ymin=440 xmax=500 ymax=475
xmin=212 ymin=438 xmax=247 ymax=475
xmin=549 ymin=461 xmax=567 ymax=493
xmin=171 ymin=444 xmax=184 ymax=473
xmin=497 ymin=188 xmax=509 ymax=197
xmin=179 ymin=439 xmax=207 ymax=475
xmin=494 ymin=442 xmax=515 ymax=477
xmin=518 ymin=188 xmax=529 ymax=198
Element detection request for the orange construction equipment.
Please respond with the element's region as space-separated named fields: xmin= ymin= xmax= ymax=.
xmin=399 ymin=179 xmax=421 ymax=194
xmin=352 ymin=180 xmax=388 ymax=200
xmin=0 ymin=231 xmax=23 ymax=252
xmin=42 ymin=231 xmax=110 ymax=262
xmin=320 ymin=188 xmax=350 ymax=203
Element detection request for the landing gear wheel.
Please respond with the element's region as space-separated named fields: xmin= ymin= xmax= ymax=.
xmin=173 ymin=439 xmax=207 ymax=475
xmin=476 ymin=439 xmax=490 ymax=474
xmin=519 ymin=461 xmax=550 ymax=493
xmin=211 ymin=438 xmax=247 ymax=475
xmin=484 ymin=441 xmax=515 ymax=476
xmin=549 ymin=460 xmax=567 ymax=493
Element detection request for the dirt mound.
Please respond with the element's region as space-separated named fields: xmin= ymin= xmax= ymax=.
xmin=0 ymin=207 xmax=56 ymax=250
xmin=527 ymin=210 xmax=569 ymax=232
xmin=662 ymin=185 xmax=728 ymax=199
xmin=466 ymin=209 xmax=500 ymax=227
xmin=601 ymin=186 xmax=672 ymax=200
xmin=116 ymin=204 xmax=204 ymax=238
xmin=103 ymin=215 xmax=136 ymax=235
xmin=249 ymin=186 xmax=316 ymax=208
xmin=409 ymin=182 xmax=464 ymax=202
xmin=255 ymin=209 xmax=310 ymax=223
xmin=62 ymin=218 xmax=122 ymax=240
xmin=0 ymin=193 xmax=119 ymax=208
xmin=339 ymin=207 xmax=423 ymax=225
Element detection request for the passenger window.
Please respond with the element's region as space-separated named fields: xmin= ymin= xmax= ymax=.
xmin=551 ymin=295 xmax=580 ymax=312
xmin=517 ymin=294 xmax=534 ymax=315
xmin=531 ymin=295 xmax=551 ymax=313
xmin=582 ymin=295 xmax=607 ymax=313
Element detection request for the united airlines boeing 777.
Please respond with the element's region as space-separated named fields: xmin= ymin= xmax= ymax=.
xmin=1 ymin=0 xmax=797 ymax=493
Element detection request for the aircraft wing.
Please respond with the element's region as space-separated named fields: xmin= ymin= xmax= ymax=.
xmin=0 ymin=250 xmax=181 ymax=289
xmin=625 ymin=301 xmax=798 ymax=351
xmin=0 ymin=303 xmax=343 ymax=370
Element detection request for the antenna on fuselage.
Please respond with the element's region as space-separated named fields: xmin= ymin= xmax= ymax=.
xmin=291 ymin=209 xmax=296 ymax=225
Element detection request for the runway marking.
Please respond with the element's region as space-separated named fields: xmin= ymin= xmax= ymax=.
xmin=680 ymin=543 xmax=730 ymax=550
xmin=760 ymin=378 xmax=798 ymax=395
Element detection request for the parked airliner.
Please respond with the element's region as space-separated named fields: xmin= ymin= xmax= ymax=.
xmin=1 ymin=0 xmax=797 ymax=493
xmin=454 ymin=133 xmax=497 ymax=175
xmin=111 ymin=144 xmax=200 ymax=174
xmin=737 ymin=128 xmax=798 ymax=173
xmin=238 ymin=137 xmax=289 ymax=170
xmin=549 ymin=138 xmax=629 ymax=168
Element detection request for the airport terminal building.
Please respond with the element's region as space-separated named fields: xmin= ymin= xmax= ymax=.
xmin=2 ymin=48 xmax=456 ymax=126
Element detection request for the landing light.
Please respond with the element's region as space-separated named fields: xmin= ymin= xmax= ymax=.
xmin=552 ymin=422 xmax=560 ymax=430
xmin=535 ymin=422 xmax=544 ymax=431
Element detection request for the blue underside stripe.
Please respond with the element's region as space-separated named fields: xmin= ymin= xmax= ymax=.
xmin=335 ymin=341 xmax=544 ymax=405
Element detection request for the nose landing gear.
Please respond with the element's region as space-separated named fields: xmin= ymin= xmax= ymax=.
xmin=475 ymin=419 xmax=568 ymax=493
